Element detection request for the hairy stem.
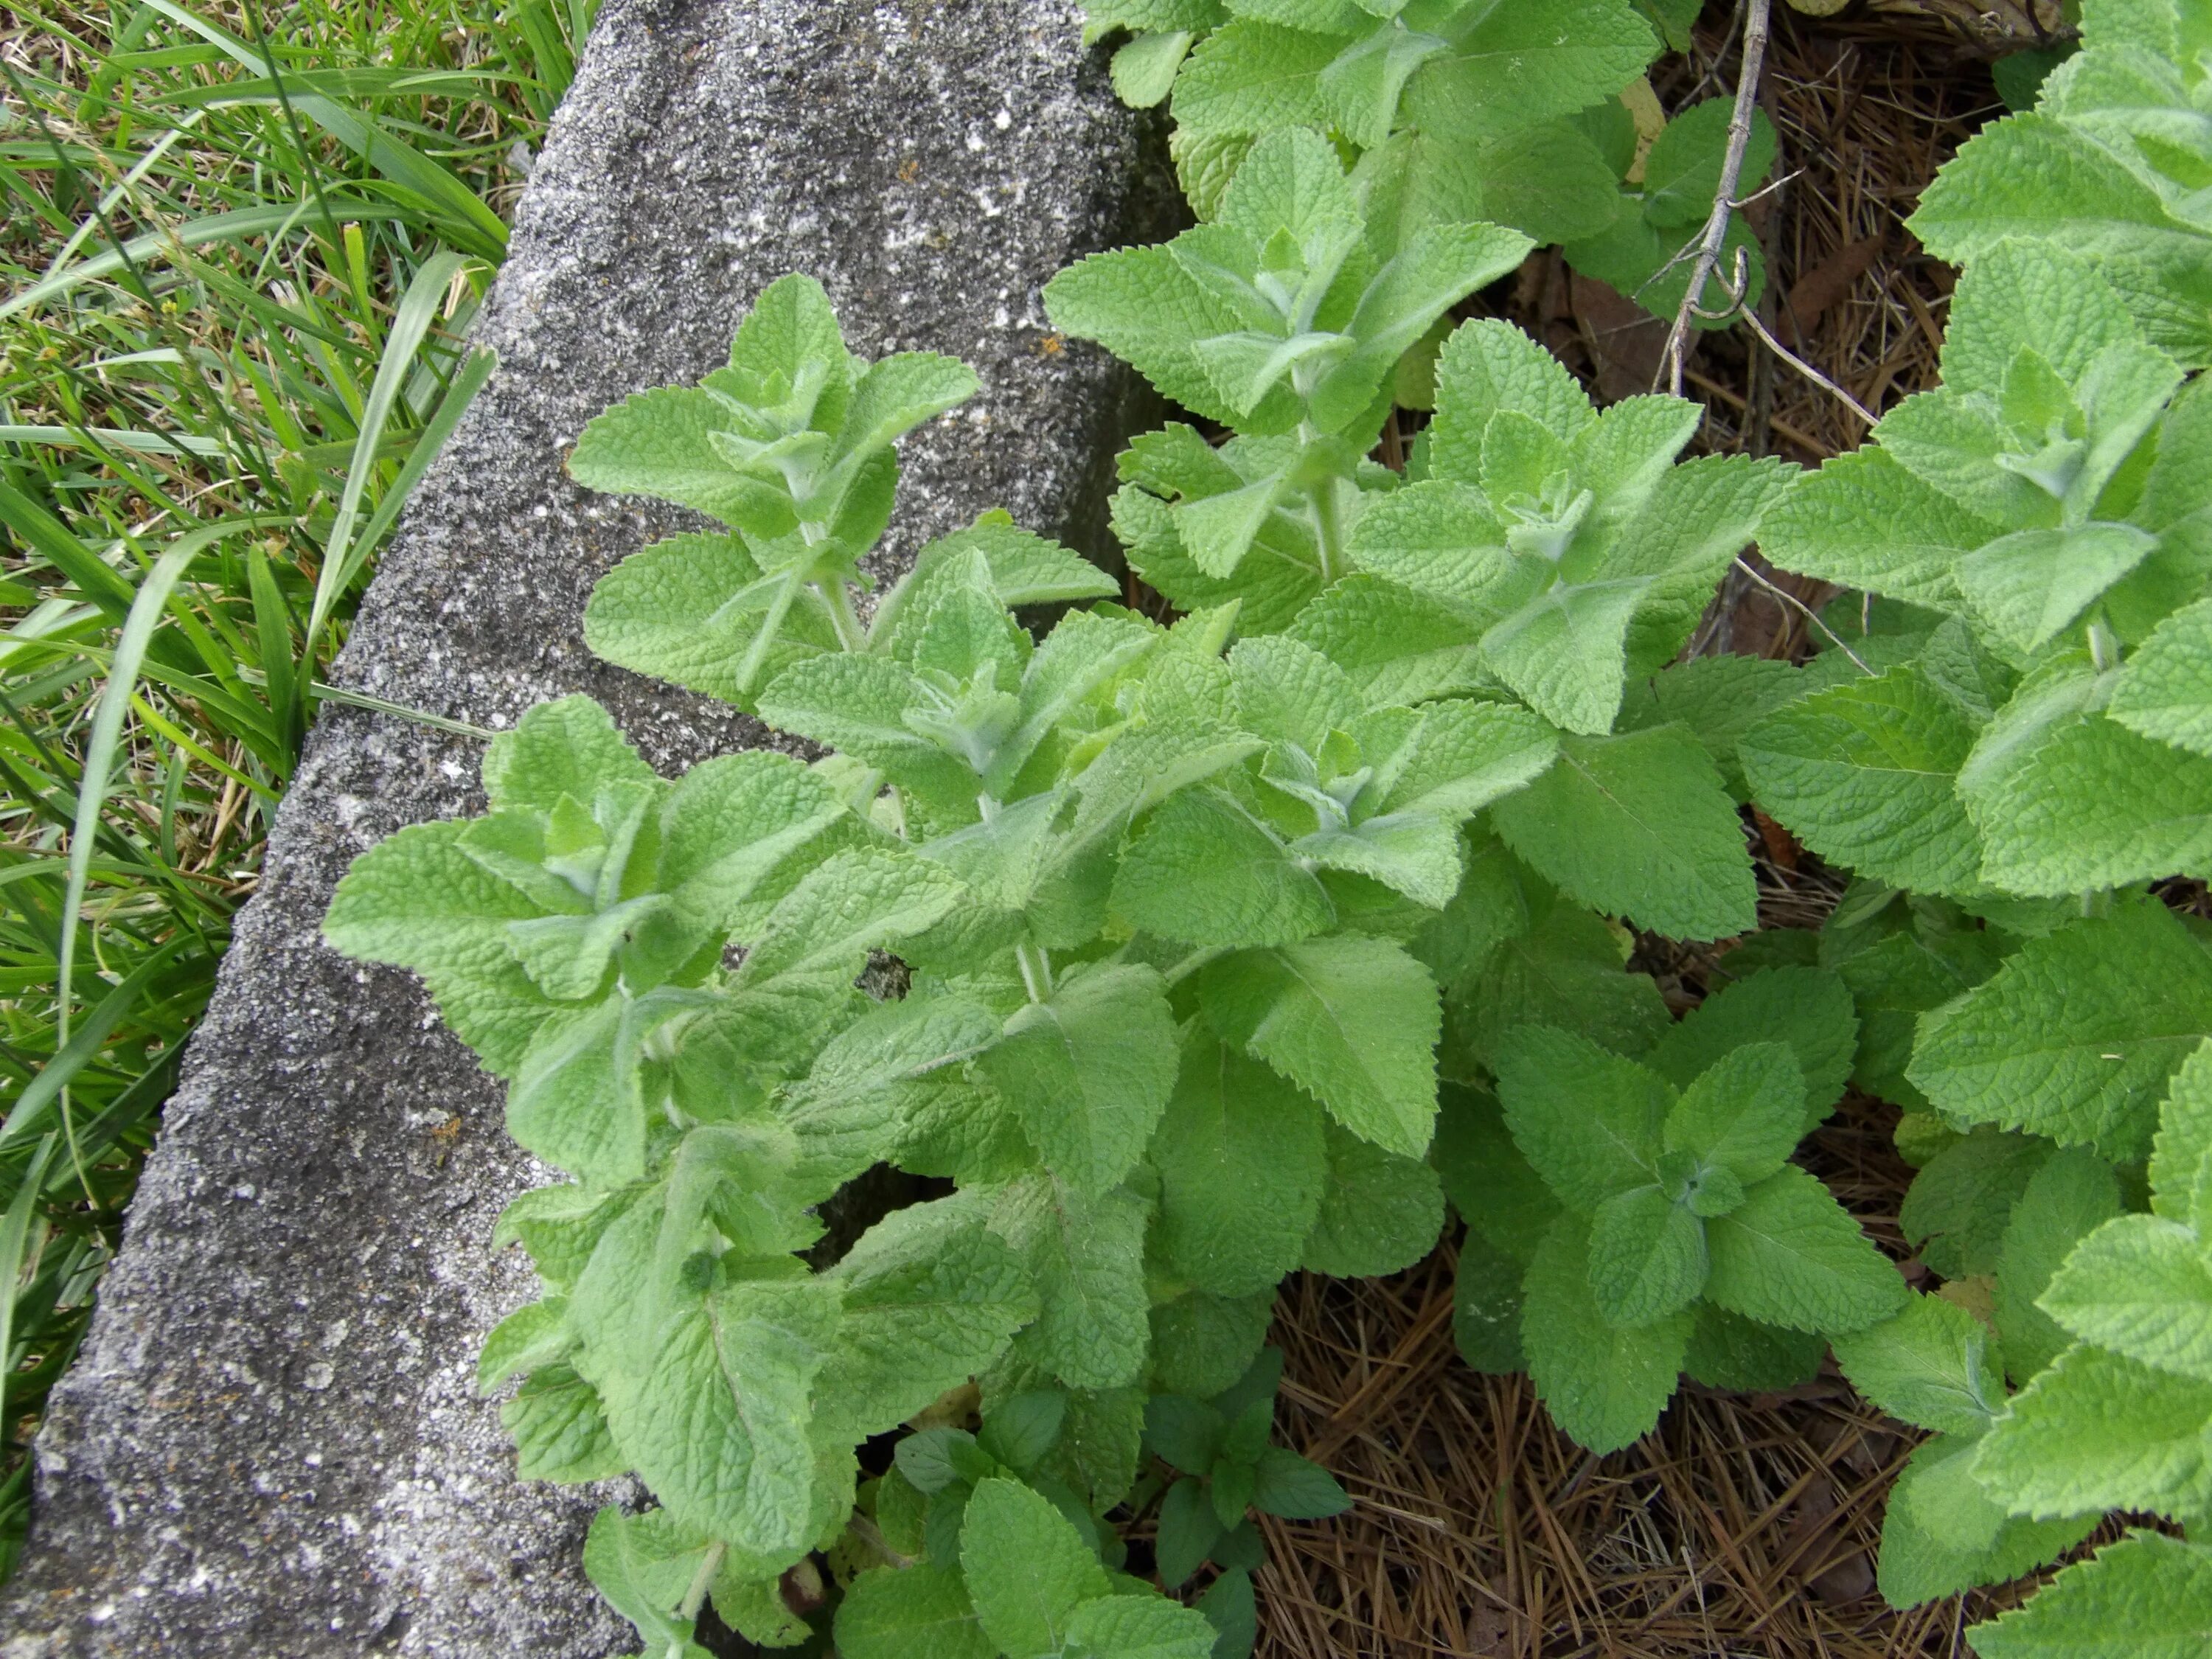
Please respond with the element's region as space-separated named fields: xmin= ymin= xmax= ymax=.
xmin=821 ymin=577 xmax=868 ymax=654
xmin=1015 ymin=940 xmax=1054 ymax=1002
xmin=678 ymin=1540 xmax=726 ymax=1621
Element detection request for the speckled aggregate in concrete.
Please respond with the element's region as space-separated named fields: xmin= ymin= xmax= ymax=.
xmin=1 ymin=2 xmax=1170 ymax=1652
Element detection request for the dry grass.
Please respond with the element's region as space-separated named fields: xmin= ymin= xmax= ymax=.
xmin=1252 ymin=11 xmax=2057 ymax=1654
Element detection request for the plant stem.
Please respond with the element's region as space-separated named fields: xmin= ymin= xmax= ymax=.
xmin=678 ymin=1540 xmax=726 ymax=1621
xmin=1659 ymin=0 xmax=1773 ymax=396
xmin=1015 ymin=941 xmax=1054 ymax=1002
xmin=821 ymin=577 xmax=868 ymax=654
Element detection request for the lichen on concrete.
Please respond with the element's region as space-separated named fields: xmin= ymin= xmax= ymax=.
xmin=0 ymin=3 xmax=1171 ymax=1652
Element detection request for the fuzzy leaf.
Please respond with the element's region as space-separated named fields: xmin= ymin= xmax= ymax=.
xmin=2039 ymin=1214 xmax=2212 ymax=1384
xmin=1703 ymin=1165 xmax=1906 ymax=1335
xmin=959 ymin=1478 xmax=1112 ymax=1658
xmin=1907 ymin=902 xmax=2212 ymax=1163
xmin=1492 ymin=725 xmax=1757 ymax=941
xmin=1968 ymin=1531 xmax=2212 ymax=1659
xmin=1521 ymin=1212 xmax=1691 ymax=1454
xmin=1152 ymin=1037 xmax=1328 ymax=1297
xmin=1197 ymin=936 xmax=1441 ymax=1156
xmin=1492 ymin=1023 xmax=1668 ymax=1212
xmin=1299 ymin=1120 xmax=1446 ymax=1277
xmin=1739 ymin=667 xmax=1987 ymax=897
xmin=1974 ymin=1343 xmax=2212 ymax=1520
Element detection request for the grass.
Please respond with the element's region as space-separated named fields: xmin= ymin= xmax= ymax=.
xmin=0 ymin=0 xmax=588 ymax=1580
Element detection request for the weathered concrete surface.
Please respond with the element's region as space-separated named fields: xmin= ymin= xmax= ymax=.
xmin=1 ymin=4 xmax=1169 ymax=1653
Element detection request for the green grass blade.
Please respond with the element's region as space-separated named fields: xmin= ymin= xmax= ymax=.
xmin=313 ymin=342 xmax=496 ymax=645
xmin=0 ymin=198 xmax=411 ymax=321
xmin=305 ymin=249 xmax=469 ymax=647
xmin=0 ymin=939 xmax=195 ymax=1155
xmin=136 ymin=0 xmax=510 ymax=257
xmin=0 ymin=1137 xmax=59 ymax=1459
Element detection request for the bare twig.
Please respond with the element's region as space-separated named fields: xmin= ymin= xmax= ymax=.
xmin=1732 ymin=556 xmax=1873 ymax=675
xmin=1658 ymin=0 xmax=1775 ymax=395
xmin=1727 ymin=248 xmax=1881 ymax=425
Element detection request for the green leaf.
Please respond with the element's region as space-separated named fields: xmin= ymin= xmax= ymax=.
xmin=959 ymin=1477 xmax=1112 ymax=1658
xmin=506 ymin=992 xmax=685 ymax=1187
xmin=1479 ymin=577 xmax=1650 ymax=736
xmin=1521 ymin=1212 xmax=1691 ymax=1454
xmin=479 ymin=1297 xmax=574 ymax=1395
xmin=982 ymin=964 xmax=1178 ymax=1198
xmin=1170 ymin=19 xmax=1335 ymax=137
xmin=832 ymin=352 xmax=981 ymax=470
xmin=1974 ymin=1342 xmax=2212 ymax=1520
xmin=1759 ymin=448 xmax=1991 ymax=610
xmin=1284 ymin=574 xmax=1489 ymax=704
xmin=1739 ymin=667 xmax=1987 ymax=897
xmin=1309 ymin=222 xmax=1535 ymax=432
xmin=1647 ymin=967 xmax=1858 ymax=1125
xmin=1112 ymin=789 xmax=1334 ymax=947
xmin=998 ymin=1178 xmax=1153 ymax=1391
xmin=1958 ymin=523 xmax=2160 ymax=653
xmin=1428 ymin=318 xmax=1594 ymax=487
xmin=1112 ymin=28 xmax=1199 ymax=106
xmin=816 ymin=1203 xmax=1040 ymax=1441
xmin=1585 ymin=1183 xmax=1706 ymax=1327
xmin=740 ymin=846 xmax=966 ymax=983
xmin=482 ymin=695 xmax=657 ymax=812
xmin=1682 ymin=1306 xmax=1825 ymax=1392
xmin=1150 ymin=1291 xmax=1274 ymax=1400
xmin=836 ymin=1565 xmax=996 ymax=1659
xmin=1994 ymin=1147 xmax=2126 ymax=1382
xmin=1299 ymin=1119 xmax=1446 ymax=1277
xmin=584 ymin=532 xmax=837 ymax=711
xmin=1832 ymin=1291 xmax=2006 ymax=1437
xmin=1618 ymin=654 xmax=1805 ymax=802
xmin=1492 ymin=1023 xmax=1667 ymax=1212
xmin=323 ymin=819 xmax=558 ymax=1074
xmin=1660 ymin=1043 xmax=1807 ymax=1187
xmin=1911 ymin=114 xmax=2212 ymax=366
xmin=1402 ymin=0 xmax=1661 ymax=147
xmin=2152 ymin=1040 xmax=2212 ymax=1225
xmin=1875 ymin=1441 xmax=2097 ymax=1610
xmin=2040 ymin=1214 xmax=2212 ymax=1384
xmin=1344 ymin=478 xmax=1514 ymax=611
xmin=1250 ymin=1446 xmax=1349 ymax=1519
xmin=1641 ymin=98 xmax=1778 ymax=229
xmin=1900 ymin=1127 xmax=2053 ymax=1281
xmin=1968 ymin=1531 xmax=2212 ymax=1659
xmin=602 ymin=1277 xmax=839 ymax=1554
xmin=1152 ymin=1477 xmax=1221 ymax=1588
xmin=1907 ymin=901 xmax=2212 ymax=1163
xmin=568 ymin=384 xmax=796 ymax=531
xmin=1453 ymin=886 xmax=1672 ymax=1066
xmin=1152 ymin=1035 xmax=1327 ymax=1297
xmin=1064 ymin=1594 xmax=1220 ymax=1659
xmin=1703 ymin=1164 xmax=1906 ymax=1335
xmin=580 ymin=1506 xmax=715 ymax=1658
xmin=2111 ymin=594 xmax=2212 ymax=758
xmin=1492 ymin=725 xmax=1757 ymax=941
xmin=503 ymin=1366 xmax=625 ymax=1483
xmin=659 ymin=750 xmax=852 ymax=933
xmin=1964 ymin=698 xmax=2212 ymax=898
xmin=1197 ymin=936 xmax=1441 ymax=1156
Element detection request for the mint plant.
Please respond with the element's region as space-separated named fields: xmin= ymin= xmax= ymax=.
xmin=1082 ymin=0 xmax=1775 ymax=324
xmin=318 ymin=3 xmax=2212 ymax=1649
xmin=1750 ymin=240 xmax=2212 ymax=900
xmin=1912 ymin=0 xmax=2212 ymax=366
xmin=1439 ymin=986 xmax=1896 ymax=1451
xmin=327 ymin=267 xmax=1562 ymax=1653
